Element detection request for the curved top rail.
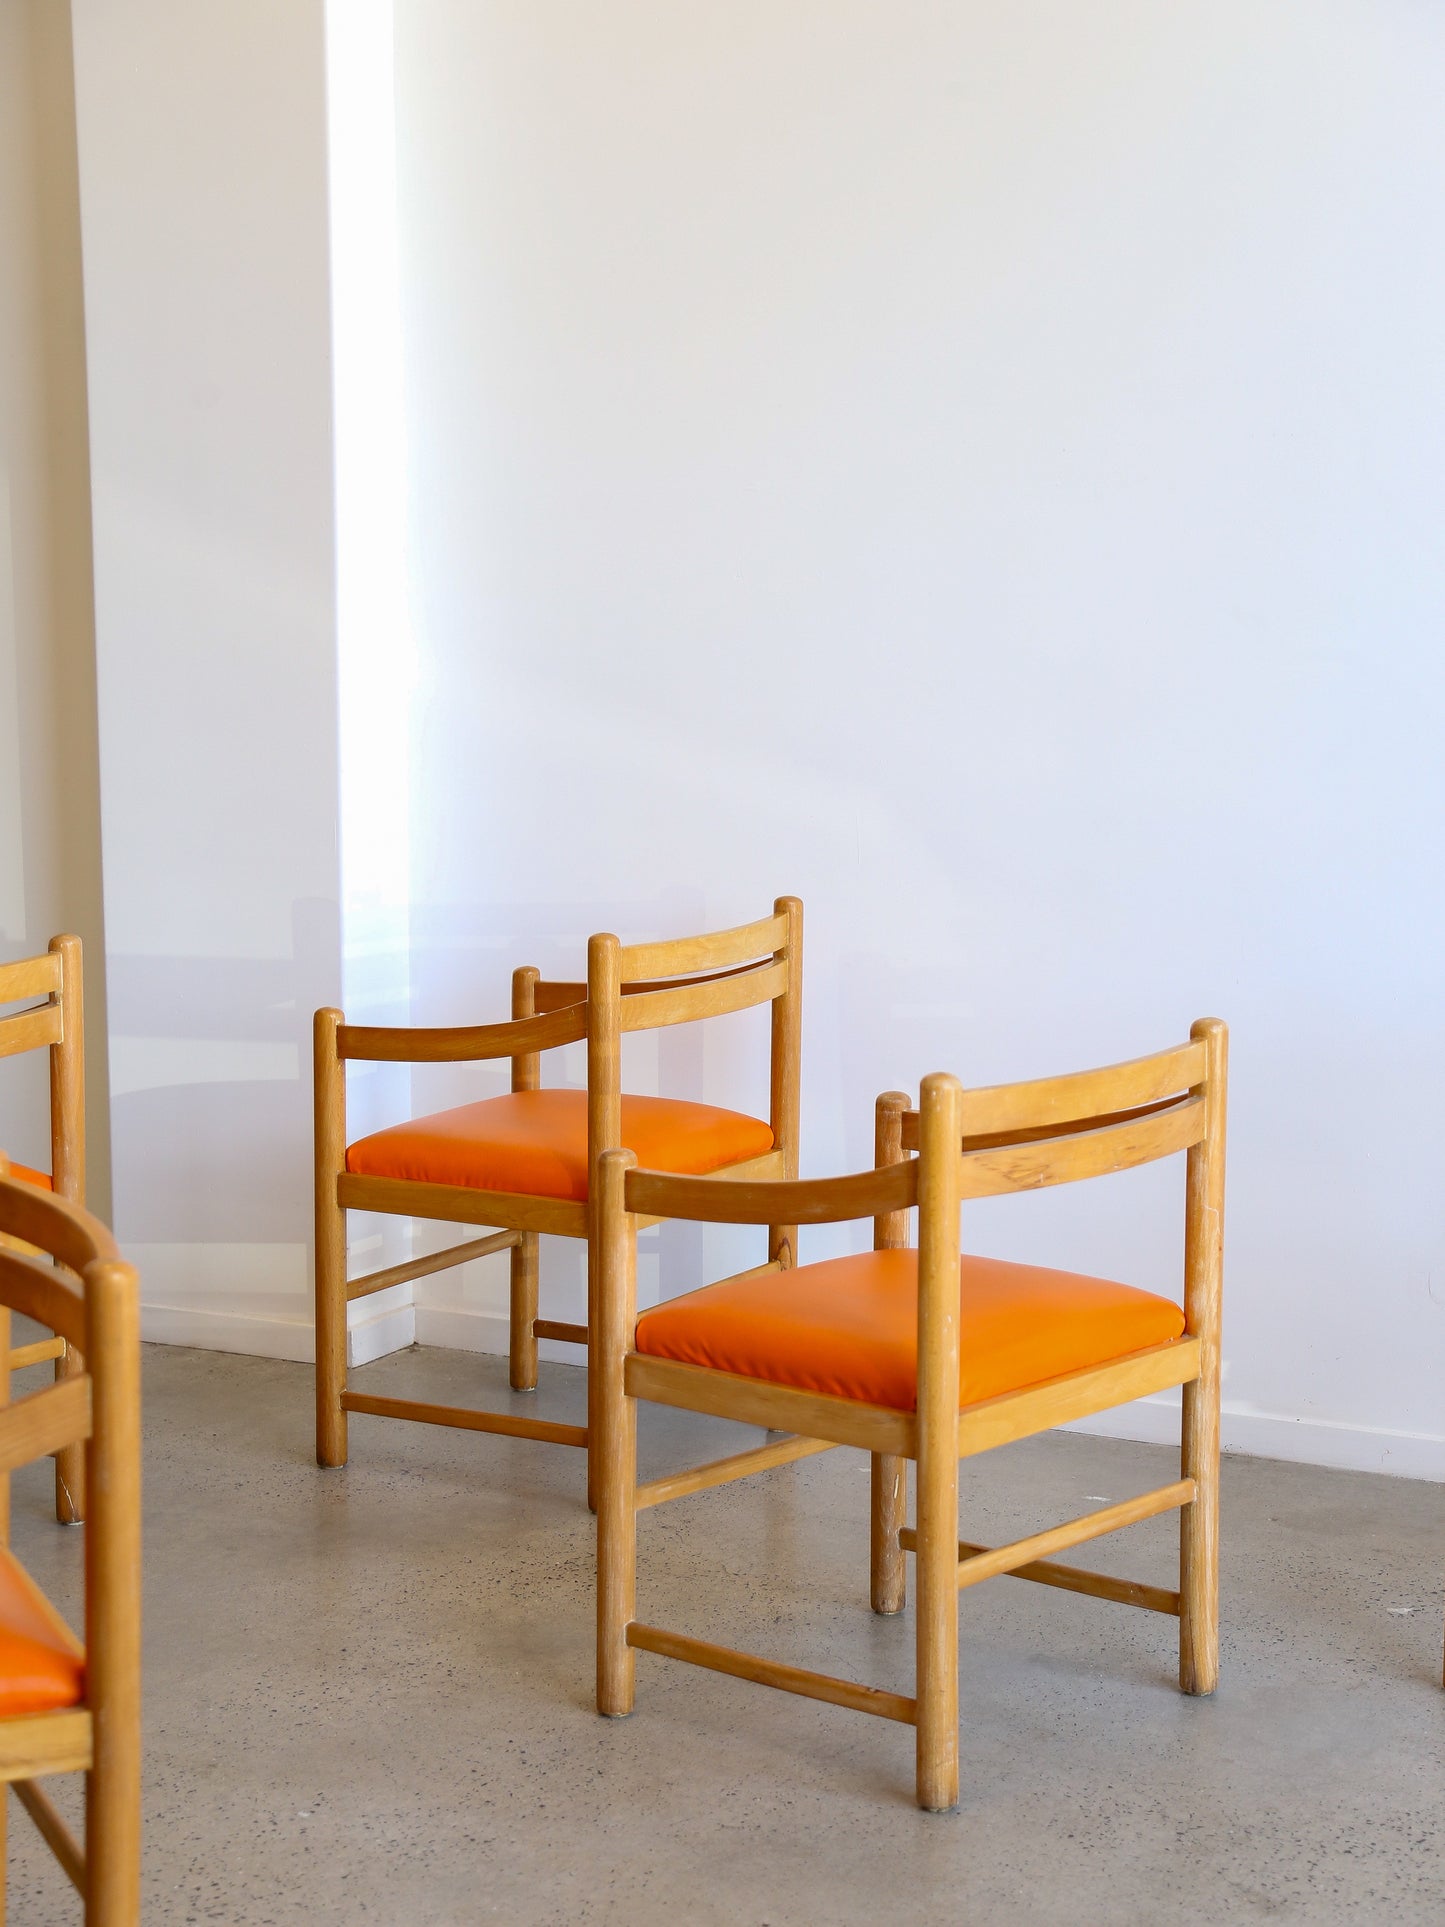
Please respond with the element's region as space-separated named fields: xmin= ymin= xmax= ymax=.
xmin=623 ymin=1153 xmax=917 ymax=1228
xmin=338 ymin=1001 xmax=586 ymax=1064
xmin=0 ymin=1179 xmax=116 ymax=1314
xmin=619 ymin=907 xmax=791 ymax=984
xmin=957 ymin=1093 xmax=1205 ymax=1200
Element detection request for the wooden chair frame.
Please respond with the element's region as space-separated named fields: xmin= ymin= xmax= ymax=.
xmin=315 ymin=898 xmax=803 ymax=1477
xmin=0 ymin=936 xmax=87 ymax=1523
xmin=0 ymin=1179 xmax=141 ymax=1922
xmin=595 ymin=1020 xmax=1226 ymax=1810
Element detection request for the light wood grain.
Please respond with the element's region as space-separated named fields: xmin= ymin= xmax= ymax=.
xmin=83 ymin=1256 xmax=143 ymax=1923
xmin=533 ymin=1319 xmax=588 ymax=1345
xmin=619 ymin=910 xmax=789 ymax=982
xmin=0 ymin=1377 xmax=91 ymax=1476
xmin=871 ymin=1090 xmax=912 ymax=1617
xmin=956 ymin=1039 xmax=1205 ymax=1138
xmin=0 ymin=1242 xmax=88 ymax=1352
xmin=956 ymin=1094 xmax=1204 ymax=1199
xmin=957 ymin=1339 xmax=1200 ymax=1459
xmin=340 ymin=1391 xmax=587 ymax=1447
xmin=338 ymin=1002 xmax=586 ymax=1063
xmin=767 ymin=895 xmax=803 ymax=1271
xmin=0 ymin=954 xmax=63 ymax=1002
xmin=626 ymin=1623 xmax=916 ymax=1726
xmin=595 ymin=1149 xmax=637 ymax=1715
xmin=619 ymin=957 xmax=786 ymax=1034
xmin=0 ymin=1710 xmax=92 ymax=1781
xmin=12 ymin=1780 xmax=83 ymax=1893
xmin=0 ymin=1007 xmax=62 ymax=1058
xmin=346 ymin=1230 xmax=518 ymax=1303
xmin=313 ymin=1009 xmax=348 ymax=1468
xmin=624 ymin=1352 xmax=912 ymax=1456
xmin=8 ymin=1337 xmax=65 ymax=1370
xmin=336 ymin=1173 xmax=587 ymax=1239
xmin=945 ymin=1542 xmax=1180 ymax=1617
xmin=509 ymin=969 xmax=542 ymax=1389
xmin=636 ymin=1432 xmax=836 ymax=1510
xmin=951 ymin=1481 xmax=1194 ymax=1591
xmin=1181 ymin=1018 xmax=1227 ymax=1696
xmin=624 ymin=1156 xmax=916 ymax=1229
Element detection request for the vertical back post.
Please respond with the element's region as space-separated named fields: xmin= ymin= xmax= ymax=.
xmin=586 ymin=935 xmax=624 ymax=1507
xmin=1180 ymin=1017 xmax=1227 ymax=1695
xmin=314 ymin=1009 xmax=349 ymax=1467
xmin=595 ymin=1148 xmax=638 ymax=1716
xmin=914 ymin=1072 xmax=962 ymax=1812
xmin=50 ymin=934 xmax=86 ymax=1524
xmin=767 ymin=895 xmax=803 ymax=1271
xmin=509 ymin=966 xmax=542 ymax=1391
xmin=870 ymin=1090 xmax=912 ymax=1616
xmin=84 ymin=1258 xmax=142 ymax=1924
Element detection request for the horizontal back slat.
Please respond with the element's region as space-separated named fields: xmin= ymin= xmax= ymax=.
xmin=0 ymin=1248 xmax=87 ymax=1349
xmin=532 ymin=979 xmax=585 ymax=1013
xmin=0 ymin=955 xmax=62 ymax=1003
xmin=957 ymin=1095 xmax=1205 ymax=1200
xmin=0 ymin=1004 xmax=62 ymax=1060
xmin=624 ymin=1154 xmax=917 ymax=1227
xmin=338 ymin=1002 xmax=586 ymax=1063
xmin=620 ymin=957 xmax=787 ymax=1033
xmin=620 ymin=910 xmax=788 ymax=983
xmin=959 ymin=1040 xmax=1206 ymax=1137
xmin=0 ymin=1180 xmax=116 ymax=1285
xmin=0 ymin=1375 xmax=92 ymax=1477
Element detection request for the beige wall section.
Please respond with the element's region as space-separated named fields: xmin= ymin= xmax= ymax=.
xmin=0 ymin=0 xmax=110 ymax=1216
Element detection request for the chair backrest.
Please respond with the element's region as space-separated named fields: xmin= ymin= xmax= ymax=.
xmin=0 ymin=1180 xmax=139 ymax=1669
xmin=888 ymin=1019 xmax=1228 ymax=1348
xmin=0 ymin=934 xmax=85 ymax=1202
xmin=574 ymin=898 xmax=803 ymax=1191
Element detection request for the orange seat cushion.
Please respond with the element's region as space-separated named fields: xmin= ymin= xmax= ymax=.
xmin=0 ymin=1550 xmax=84 ymax=1718
xmin=346 ymin=1089 xmax=775 ymax=1203
xmin=0 ymin=1156 xmax=50 ymax=1190
xmin=635 ymin=1248 xmax=1186 ymax=1412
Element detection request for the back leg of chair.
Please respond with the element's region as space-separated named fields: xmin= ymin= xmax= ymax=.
xmin=314 ymin=1010 xmax=349 ymax=1468
xmin=509 ymin=1232 xmax=539 ymax=1391
xmin=595 ymin=1151 xmax=637 ymax=1716
xmin=54 ymin=1347 xmax=86 ymax=1523
xmin=870 ymin=1455 xmax=907 ymax=1615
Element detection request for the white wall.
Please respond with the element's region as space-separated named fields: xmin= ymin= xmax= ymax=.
xmin=70 ymin=0 xmax=346 ymax=1356
xmin=0 ymin=0 xmax=110 ymax=1212
xmin=394 ymin=1 xmax=1445 ymax=1476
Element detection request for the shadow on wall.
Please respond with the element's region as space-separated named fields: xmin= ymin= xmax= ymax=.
xmin=105 ymin=896 xmax=341 ymax=1249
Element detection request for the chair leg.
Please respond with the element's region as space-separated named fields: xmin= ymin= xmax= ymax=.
xmin=0 ymin=1782 xmax=7 ymax=1926
xmin=1180 ymin=1367 xmax=1220 ymax=1695
xmin=314 ymin=1192 xmax=348 ymax=1469
xmin=595 ymin=1339 xmax=636 ymax=1715
xmin=509 ymin=1232 xmax=539 ymax=1391
xmin=914 ymin=1445 xmax=959 ymax=1811
xmin=55 ymin=1343 xmax=85 ymax=1523
xmin=86 ymin=1754 xmax=141 ymax=1925
xmin=870 ymin=1454 xmax=906 ymax=1615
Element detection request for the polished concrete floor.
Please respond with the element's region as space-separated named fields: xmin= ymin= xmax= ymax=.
xmin=6 ymin=1342 xmax=1443 ymax=1924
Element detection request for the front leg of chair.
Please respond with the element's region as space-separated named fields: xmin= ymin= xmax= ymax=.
xmin=55 ymin=1343 xmax=86 ymax=1522
xmin=315 ymin=1194 xmax=349 ymax=1469
xmin=509 ymin=1232 xmax=539 ymax=1391
xmin=870 ymin=1454 xmax=906 ymax=1615
xmin=595 ymin=1149 xmax=637 ymax=1715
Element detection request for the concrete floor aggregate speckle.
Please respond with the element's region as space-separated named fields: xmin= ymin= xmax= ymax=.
xmin=5 ymin=1342 xmax=1442 ymax=1924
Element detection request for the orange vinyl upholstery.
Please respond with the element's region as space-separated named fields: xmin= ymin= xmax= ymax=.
xmin=0 ymin=1549 xmax=84 ymax=1717
xmin=635 ymin=1247 xmax=1186 ymax=1413
xmin=0 ymin=1157 xmax=50 ymax=1190
xmin=346 ymin=1089 xmax=775 ymax=1203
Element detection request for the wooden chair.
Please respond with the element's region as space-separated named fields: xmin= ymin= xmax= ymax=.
xmin=315 ymin=899 xmax=802 ymax=1478
xmin=0 ymin=1177 xmax=141 ymax=1922
xmin=0 ymin=937 xmax=87 ymax=1524
xmin=594 ymin=1021 xmax=1226 ymax=1810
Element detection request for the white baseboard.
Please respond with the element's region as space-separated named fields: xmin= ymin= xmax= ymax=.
xmin=413 ymin=1302 xmax=585 ymax=1367
xmin=1067 ymin=1395 xmax=1444 ymax=1483
xmin=140 ymin=1295 xmax=415 ymax=1368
